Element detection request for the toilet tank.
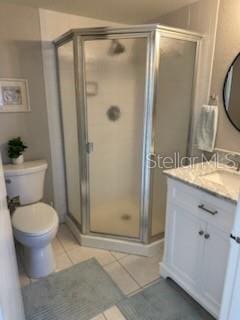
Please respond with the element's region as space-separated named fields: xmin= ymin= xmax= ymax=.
xmin=3 ymin=160 xmax=48 ymax=205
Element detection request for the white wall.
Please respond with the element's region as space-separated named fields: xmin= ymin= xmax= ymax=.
xmin=0 ymin=3 xmax=53 ymax=204
xmin=39 ymin=9 xmax=122 ymax=221
xmin=155 ymin=0 xmax=240 ymax=155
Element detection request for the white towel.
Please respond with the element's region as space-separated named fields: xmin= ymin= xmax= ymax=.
xmin=196 ymin=104 xmax=218 ymax=152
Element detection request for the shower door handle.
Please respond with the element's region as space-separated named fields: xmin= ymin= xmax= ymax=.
xmin=86 ymin=142 xmax=94 ymax=154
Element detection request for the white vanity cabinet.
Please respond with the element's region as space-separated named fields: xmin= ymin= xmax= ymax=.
xmin=160 ymin=178 xmax=236 ymax=318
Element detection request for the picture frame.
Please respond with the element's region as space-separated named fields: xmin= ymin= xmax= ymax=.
xmin=0 ymin=79 xmax=31 ymax=113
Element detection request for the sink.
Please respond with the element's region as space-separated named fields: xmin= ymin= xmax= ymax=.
xmin=201 ymin=169 xmax=240 ymax=189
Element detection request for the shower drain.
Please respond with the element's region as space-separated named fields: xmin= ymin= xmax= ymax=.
xmin=121 ymin=214 xmax=131 ymax=221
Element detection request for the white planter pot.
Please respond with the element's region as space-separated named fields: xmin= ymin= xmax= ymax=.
xmin=12 ymin=155 xmax=24 ymax=165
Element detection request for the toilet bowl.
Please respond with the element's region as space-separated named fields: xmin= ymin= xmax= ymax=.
xmin=12 ymin=202 xmax=59 ymax=278
xmin=4 ymin=160 xmax=59 ymax=279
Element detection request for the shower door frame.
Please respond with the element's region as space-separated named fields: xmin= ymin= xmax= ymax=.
xmin=54 ymin=25 xmax=202 ymax=245
xmin=76 ymin=28 xmax=157 ymax=244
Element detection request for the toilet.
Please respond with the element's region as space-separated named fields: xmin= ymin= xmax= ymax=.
xmin=3 ymin=160 xmax=59 ymax=279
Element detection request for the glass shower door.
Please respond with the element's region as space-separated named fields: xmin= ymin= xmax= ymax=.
xmin=83 ymin=37 xmax=148 ymax=238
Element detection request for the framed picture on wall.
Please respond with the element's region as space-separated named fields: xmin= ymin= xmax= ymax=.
xmin=0 ymin=79 xmax=31 ymax=112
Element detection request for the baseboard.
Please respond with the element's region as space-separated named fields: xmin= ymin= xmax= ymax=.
xmin=65 ymin=216 xmax=163 ymax=257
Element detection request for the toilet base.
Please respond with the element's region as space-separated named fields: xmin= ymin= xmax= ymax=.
xmin=23 ymin=244 xmax=55 ymax=279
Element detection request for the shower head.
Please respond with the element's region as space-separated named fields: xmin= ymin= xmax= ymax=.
xmin=109 ymin=39 xmax=125 ymax=55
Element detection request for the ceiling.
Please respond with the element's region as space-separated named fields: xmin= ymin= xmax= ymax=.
xmin=0 ymin=0 xmax=198 ymax=23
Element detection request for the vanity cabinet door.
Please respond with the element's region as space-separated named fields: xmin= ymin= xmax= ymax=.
xmin=161 ymin=179 xmax=234 ymax=318
xmin=201 ymin=223 xmax=230 ymax=311
xmin=169 ymin=204 xmax=206 ymax=289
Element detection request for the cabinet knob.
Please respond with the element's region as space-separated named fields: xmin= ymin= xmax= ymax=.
xmin=204 ymin=233 xmax=210 ymax=239
xmin=198 ymin=230 xmax=204 ymax=236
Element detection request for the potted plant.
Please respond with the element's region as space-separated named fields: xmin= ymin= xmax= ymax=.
xmin=8 ymin=137 xmax=28 ymax=165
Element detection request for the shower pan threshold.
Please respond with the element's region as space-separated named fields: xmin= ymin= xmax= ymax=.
xmin=66 ymin=216 xmax=163 ymax=257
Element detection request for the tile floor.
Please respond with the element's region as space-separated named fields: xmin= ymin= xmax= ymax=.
xmin=17 ymin=223 xmax=164 ymax=320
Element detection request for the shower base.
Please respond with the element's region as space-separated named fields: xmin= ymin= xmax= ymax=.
xmin=66 ymin=216 xmax=163 ymax=257
xmin=90 ymin=200 xmax=140 ymax=238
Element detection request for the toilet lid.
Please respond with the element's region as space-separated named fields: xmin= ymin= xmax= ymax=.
xmin=12 ymin=202 xmax=58 ymax=236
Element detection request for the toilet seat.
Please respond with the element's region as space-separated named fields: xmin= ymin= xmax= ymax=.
xmin=12 ymin=202 xmax=58 ymax=237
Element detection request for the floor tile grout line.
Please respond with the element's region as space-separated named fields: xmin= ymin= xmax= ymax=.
xmin=142 ymin=277 xmax=162 ymax=290
xmin=62 ymin=244 xmax=118 ymax=267
xmin=101 ymin=258 xmax=117 ymax=267
xmin=103 ymin=259 xmax=119 ymax=270
xmin=53 ymin=234 xmax=80 ymax=273
xmin=117 ymin=254 xmax=162 ymax=289
xmin=53 ymin=240 xmax=75 ymax=273
xmin=118 ymin=262 xmax=160 ymax=290
xmin=58 ymin=225 xmax=130 ymax=266
xmin=56 ymin=234 xmax=68 ymax=253
xmin=102 ymin=312 xmax=108 ymax=320
xmin=55 ymin=236 xmax=68 ymax=256
xmin=127 ymin=287 xmax=143 ymax=297
xmin=116 ymin=258 xmax=142 ymax=289
xmin=58 ymin=225 xmax=119 ymax=267
xmin=63 ymin=248 xmax=117 ymax=268
xmin=60 ymin=244 xmax=117 ymax=268
xmin=110 ymin=251 xmax=128 ymax=261
xmin=117 ymin=257 xmax=141 ymax=287
xmin=109 ymin=251 xmax=118 ymax=260
xmin=115 ymin=254 xmax=129 ymax=262
xmin=103 ymin=260 xmax=141 ymax=296
xmin=56 ymin=226 xmax=81 ymax=263
xmin=56 ymin=236 xmax=74 ymax=263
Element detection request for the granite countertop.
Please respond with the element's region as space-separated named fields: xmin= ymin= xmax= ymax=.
xmin=164 ymin=161 xmax=240 ymax=204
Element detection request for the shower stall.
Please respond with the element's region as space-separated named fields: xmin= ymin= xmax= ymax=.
xmin=55 ymin=25 xmax=201 ymax=255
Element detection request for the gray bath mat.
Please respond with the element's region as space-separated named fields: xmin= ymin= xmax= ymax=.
xmin=22 ymin=258 xmax=124 ymax=320
xmin=118 ymin=279 xmax=215 ymax=320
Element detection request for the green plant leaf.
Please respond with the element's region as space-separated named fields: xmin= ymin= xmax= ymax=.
xmin=8 ymin=137 xmax=28 ymax=159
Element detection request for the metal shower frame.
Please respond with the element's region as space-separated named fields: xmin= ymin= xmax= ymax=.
xmin=54 ymin=24 xmax=202 ymax=245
